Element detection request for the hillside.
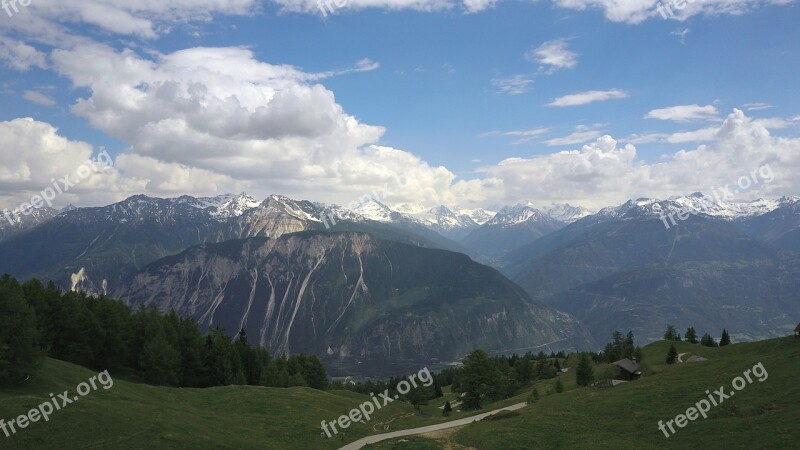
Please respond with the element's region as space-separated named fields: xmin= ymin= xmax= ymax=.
xmin=0 ymin=358 xmax=409 ymax=449
xmin=501 ymin=213 xmax=800 ymax=343
xmin=2 ymin=337 xmax=797 ymax=449
xmin=117 ymin=232 xmax=592 ymax=376
xmin=367 ymin=337 xmax=800 ymax=449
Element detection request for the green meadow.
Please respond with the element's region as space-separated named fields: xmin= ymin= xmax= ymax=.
xmin=2 ymin=337 xmax=798 ymax=449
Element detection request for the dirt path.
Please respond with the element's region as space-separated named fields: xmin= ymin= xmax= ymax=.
xmin=337 ymin=402 xmax=527 ymax=450
xmin=678 ymin=352 xmax=687 ymax=363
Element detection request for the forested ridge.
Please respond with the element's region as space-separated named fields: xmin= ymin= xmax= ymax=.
xmin=0 ymin=274 xmax=327 ymax=389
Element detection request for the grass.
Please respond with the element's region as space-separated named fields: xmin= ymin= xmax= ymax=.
xmin=448 ymin=337 xmax=800 ymax=449
xmin=0 ymin=358 xmax=512 ymax=449
xmin=0 ymin=358 xmax=414 ymax=449
xmin=3 ymin=337 xmax=798 ymax=449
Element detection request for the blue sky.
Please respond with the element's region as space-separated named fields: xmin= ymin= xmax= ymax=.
xmin=1 ymin=0 xmax=799 ymax=210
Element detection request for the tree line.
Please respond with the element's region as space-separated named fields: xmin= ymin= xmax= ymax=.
xmin=664 ymin=324 xmax=731 ymax=364
xmin=338 ymin=349 xmax=571 ymax=411
xmin=0 ymin=275 xmax=327 ymax=389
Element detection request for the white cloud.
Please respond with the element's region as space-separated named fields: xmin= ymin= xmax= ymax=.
xmin=461 ymin=0 xmax=498 ymax=12
xmin=666 ymin=127 xmax=718 ymax=143
xmin=4 ymin=107 xmax=800 ymax=215
xmin=482 ymin=127 xmax=551 ymax=145
xmin=552 ymin=0 xmax=793 ymax=24
xmin=459 ymin=109 xmax=800 ymax=209
xmin=542 ymin=125 xmax=603 ymax=146
xmin=548 ymin=89 xmax=628 ymax=107
xmin=0 ymin=118 xmax=145 ymax=209
xmin=491 ymin=75 xmax=533 ymax=95
xmin=23 ymin=90 xmax=56 ymax=106
xmin=0 ymin=37 xmax=47 ymax=71
xmin=645 ymin=104 xmax=719 ymax=122
xmin=753 ymin=116 xmax=800 ymax=130
xmin=481 ymin=128 xmax=549 ymax=138
xmin=44 ymin=44 xmax=459 ymax=207
xmin=671 ymin=27 xmax=690 ymax=44
xmin=526 ymin=39 xmax=578 ymax=72
xmin=22 ymin=0 xmax=259 ymax=39
xmin=275 ymin=0 xmax=495 ymax=15
xmin=743 ymin=102 xmax=773 ymax=111
xmin=309 ymin=58 xmax=380 ymax=79
xmin=623 ymin=133 xmax=669 ymax=145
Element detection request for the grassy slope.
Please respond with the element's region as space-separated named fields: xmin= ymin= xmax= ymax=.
xmin=3 ymin=337 xmax=798 ymax=449
xmin=369 ymin=337 xmax=800 ymax=449
xmin=0 ymin=360 xmax=507 ymax=449
xmin=0 ymin=358 xmax=417 ymax=449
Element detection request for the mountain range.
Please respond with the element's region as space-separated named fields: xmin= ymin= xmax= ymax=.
xmin=0 ymin=191 xmax=798 ymax=370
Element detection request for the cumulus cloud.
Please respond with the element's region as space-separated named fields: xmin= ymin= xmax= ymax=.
xmin=3 ymin=107 xmax=800 ymax=214
xmin=645 ymin=104 xmax=720 ymax=122
xmin=526 ymin=39 xmax=579 ymax=72
xmin=548 ymin=89 xmax=628 ymax=107
xmin=0 ymin=118 xmax=145 ymax=209
xmin=0 ymin=37 xmax=47 ymax=71
xmin=44 ymin=43 xmax=458 ymax=207
xmin=459 ymin=109 xmax=800 ymax=208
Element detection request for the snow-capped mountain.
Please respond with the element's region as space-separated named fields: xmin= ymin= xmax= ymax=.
xmin=0 ymin=205 xmax=59 ymax=241
xmin=391 ymin=203 xmax=496 ymax=239
xmin=458 ymin=207 xmax=496 ymax=225
xmin=462 ymin=203 xmax=566 ymax=260
xmin=590 ymin=193 xmax=791 ymax=225
xmin=353 ymin=198 xmax=406 ymax=222
xmin=205 ymin=193 xmax=262 ymax=218
xmin=487 ymin=203 xmax=553 ymax=226
xmin=541 ymin=203 xmax=594 ymax=223
xmin=733 ymin=196 xmax=800 ymax=252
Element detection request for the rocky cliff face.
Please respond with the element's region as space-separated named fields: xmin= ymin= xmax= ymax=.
xmin=118 ymin=232 xmax=592 ymax=375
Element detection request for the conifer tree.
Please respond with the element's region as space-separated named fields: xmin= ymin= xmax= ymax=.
xmin=720 ymin=329 xmax=731 ymax=347
xmin=576 ymin=353 xmax=594 ymax=387
xmin=666 ymin=344 xmax=678 ymax=364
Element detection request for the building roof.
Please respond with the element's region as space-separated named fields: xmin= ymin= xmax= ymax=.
xmin=613 ymin=358 xmax=642 ymax=375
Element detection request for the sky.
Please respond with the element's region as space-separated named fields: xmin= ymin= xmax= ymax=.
xmin=0 ymin=0 xmax=799 ymax=212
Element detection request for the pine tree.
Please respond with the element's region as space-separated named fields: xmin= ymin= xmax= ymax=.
xmin=666 ymin=344 xmax=678 ymax=364
xmin=685 ymin=327 xmax=698 ymax=344
xmin=663 ymin=325 xmax=678 ymax=341
xmin=624 ymin=331 xmax=635 ymax=358
xmin=140 ymin=330 xmax=181 ymax=385
xmin=433 ymin=379 xmax=444 ymax=398
xmin=301 ymin=356 xmax=329 ymax=390
xmin=0 ymin=277 xmax=42 ymax=383
xmin=576 ymin=353 xmax=594 ymax=387
xmin=700 ymin=333 xmax=717 ymax=347
xmin=720 ymin=329 xmax=731 ymax=346
xmin=443 ymin=400 xmax=453 ymax=416
xmin=460 ymin=349 xmax=494 ymax=409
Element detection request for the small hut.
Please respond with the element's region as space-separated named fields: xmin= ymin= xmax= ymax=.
xmin=613 ymin=358 xmax=642 ymax=381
